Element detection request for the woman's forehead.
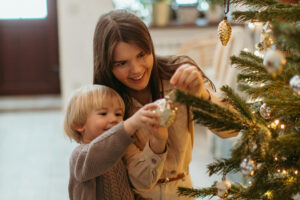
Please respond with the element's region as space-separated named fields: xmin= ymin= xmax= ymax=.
xmin=113 ymin=42 xmax=142 ymax=60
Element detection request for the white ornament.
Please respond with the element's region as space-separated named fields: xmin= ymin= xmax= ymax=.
xmin=240 ymin=157 xmax=257 ymax=177
xmin=153 ymin=97 xmax=177 ymax=127
xmin=216 ymin=177 xmax=231 ymax=198
xmin=263 ymin=48 xmax=286 ymax=77
xmin=290 ymin=75 xmax=300 ymax=95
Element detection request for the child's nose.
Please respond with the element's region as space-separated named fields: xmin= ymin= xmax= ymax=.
xmin=109 ymin=115 xmax=119 ymax=124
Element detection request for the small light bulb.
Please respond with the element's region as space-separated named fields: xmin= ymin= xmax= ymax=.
xmin=248 ymin=22 xmax=255 ymax=30
xmin=254 ymin=50 xmax=263 ymax=58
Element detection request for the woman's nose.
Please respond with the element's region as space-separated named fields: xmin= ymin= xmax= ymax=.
xmin=130 ymin=60 xmax=142 ymax=73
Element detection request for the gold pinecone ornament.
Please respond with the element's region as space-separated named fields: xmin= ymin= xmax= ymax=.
xmin=218 ymin=17 xmax=232 ymax=46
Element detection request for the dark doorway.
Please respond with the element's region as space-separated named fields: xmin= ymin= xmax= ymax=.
xmin=0 ymin=0 xmax=60 ymax=95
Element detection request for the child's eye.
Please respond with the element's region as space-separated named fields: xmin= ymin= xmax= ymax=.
xmin=98 ymin=112 xmax=107 ymax=116
xmin=115 ymin=113 xmax=123 ymax=117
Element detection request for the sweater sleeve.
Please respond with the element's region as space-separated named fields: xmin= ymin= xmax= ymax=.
xmin=124 ymin=140 xmax=167 ymax=192
xmin=70 ymin=122 xmax=132 ymax=182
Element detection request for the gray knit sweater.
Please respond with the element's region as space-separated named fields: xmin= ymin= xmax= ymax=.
xmin=68 ymin=122 xmax=135 ymax=200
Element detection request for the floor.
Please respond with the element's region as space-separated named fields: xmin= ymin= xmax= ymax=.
xmin=0 ymin=96 xmax=229 ymax=200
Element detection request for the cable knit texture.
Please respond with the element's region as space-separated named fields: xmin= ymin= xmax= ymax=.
xmin=68 ymin=122 xmax=135 ymax=200
xmin=103 ymin=160 xmax=133 ymax=200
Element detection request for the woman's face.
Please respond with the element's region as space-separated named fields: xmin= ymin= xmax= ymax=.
xmin=112 ymin=42 xmax=153 ymax=91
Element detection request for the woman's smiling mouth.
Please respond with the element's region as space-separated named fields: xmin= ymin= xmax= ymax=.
xmin=130 ymin=73 xmax=144 ymax=81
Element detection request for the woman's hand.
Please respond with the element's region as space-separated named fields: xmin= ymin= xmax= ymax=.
xmin=170 ymin=64 xmax=210 ymax=100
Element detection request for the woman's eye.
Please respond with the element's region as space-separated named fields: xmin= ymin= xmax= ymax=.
xmin=114 ymin=61 xmax=126 ymax=67
xmin=138 ymin=52 xmax=145 ymax=58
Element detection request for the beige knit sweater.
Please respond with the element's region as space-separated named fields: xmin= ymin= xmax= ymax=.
xmin=68 ymin=122 xmax=135 ymax=200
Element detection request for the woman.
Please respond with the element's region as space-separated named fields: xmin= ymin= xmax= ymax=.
xmin=93 ymin=9 xmax=237 ymax=200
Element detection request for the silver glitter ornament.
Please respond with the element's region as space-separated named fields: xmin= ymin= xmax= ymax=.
xmin=240 ymin=157 xmax=257 ymax=177
xmin=289 ymin=75 xmax=300 ymax=96
xmin=263 ymin=48 xmax=286 ymax=77
xmin=153 ymin=95 xmax=177 ymax=127
xmin=259 ymin=103 xmax=272 ymax=119
xmin=216 ymin=175 xmax=231 ymax=198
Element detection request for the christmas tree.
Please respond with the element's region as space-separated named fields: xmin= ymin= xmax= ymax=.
xmin=175 ymin=0 xmax=300 ymax=199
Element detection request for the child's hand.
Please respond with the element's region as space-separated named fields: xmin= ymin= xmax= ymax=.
xmin=149 ymin=127 xmax=168 ymax=154
xmin=124 ymin=103 xmax=160 ymax=136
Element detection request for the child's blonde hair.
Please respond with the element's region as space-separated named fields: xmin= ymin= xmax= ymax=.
xmin=64 ymin=84 xmax=125 ymax=143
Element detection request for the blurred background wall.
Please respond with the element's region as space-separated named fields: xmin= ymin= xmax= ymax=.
xmin=57 ymin=0 xmax=114 ymax=108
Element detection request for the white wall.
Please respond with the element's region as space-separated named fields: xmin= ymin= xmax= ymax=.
xmin=57 ymin=0 xmax=113 ymax=108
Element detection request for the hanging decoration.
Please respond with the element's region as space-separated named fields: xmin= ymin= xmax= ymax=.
xmin=263 ymin=47 xmax=286 ymax=77
xmin=240 ymin=157 xmax=257 ymax=176
xmin=259 ymin=103 xmax=272 ymax=120
xmin=260 ymin=22 xmax=274 ymax=51
xmin=218 ymin=0 xmax=231 ymax=46
xmin=152 ymin=91 xmax=178 ymax=127
xmin=216 ymin=174 xmax=231 ymax=199
xmin=289 ymin=75 xmax=300 ymax=95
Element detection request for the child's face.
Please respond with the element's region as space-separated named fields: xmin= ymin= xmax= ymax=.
xmin=112 ymin=42 xmax=154 ymax=92
xmin=80 ymin=98 xmax=124 ymax=144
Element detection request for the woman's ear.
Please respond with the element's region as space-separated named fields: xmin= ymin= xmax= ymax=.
xmin=73 ymin=124 xmax=85 ymax=133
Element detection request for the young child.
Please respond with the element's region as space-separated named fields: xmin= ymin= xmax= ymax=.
xmin=64 ymin=84 xmax=160 ymax=200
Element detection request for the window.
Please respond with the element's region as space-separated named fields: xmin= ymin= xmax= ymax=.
xmin=0 ymin=0 xmax=48 ymax=20
xmin=175 ymin=0 xmax=198 ymax=5
xmin=112 ymin=0 xmax=150 ymax=22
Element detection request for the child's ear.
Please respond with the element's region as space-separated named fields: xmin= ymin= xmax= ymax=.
xmin=73 ymin=124 xmax=85 ymax=133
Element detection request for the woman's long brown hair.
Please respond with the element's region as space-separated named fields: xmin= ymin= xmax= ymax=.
xmin=93 ymin=10 xmax=214 ymax=118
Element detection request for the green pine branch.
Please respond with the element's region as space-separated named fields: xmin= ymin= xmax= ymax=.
xmin=272 ymin=21 xmax=300 ymax=55
xmin=178 ymin=181 xmax=247 ymax=199
xmin=176 ymin=0 xmax=300 ymax=199
xmin=221 ymin=85 xmax=255 ymax=121
xmin=237 ymin=74 xmax=273 ymax=84
xmin=269 ymin=133 xmax=300 ymax=163
xmin=239 ymin=51 xmax=264 ymax=63
xmin=177 ymin=186 xmax=216 ymax=198
xmin=192 ymin=110 xmax=245 ymax=132
xmin=231 ymin=53 xmax=267 ymax=74
xmin=174 ymin=90 xmax=252 ymax=133
xmin=231 ymin=0 xmax=278 ymax=8
xmin=231 ymin=4 xmax=300 ymax=23
xmin=237 ymin=81 xmax=290 ymax=99
xmin=231 ymin=11 xmax=260 ymax=23
xmin=207 ymin=158 xmax=240 ymax=175
xmin=264 ymin=99 xmax=300 ymax=119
